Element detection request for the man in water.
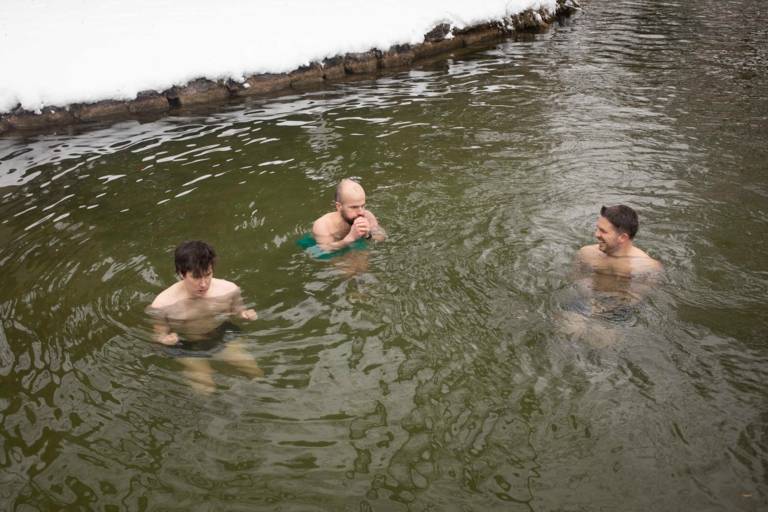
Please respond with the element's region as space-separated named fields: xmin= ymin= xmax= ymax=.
xmin=577 ymin=205 xmax=662 ymax=276
xmin=312 ymin=178 xmax=386 ymax=252
xmin=148 ymin=240 xmax=262 ymax=392
xmin=563 ymin=205 xmax=662 ymax=347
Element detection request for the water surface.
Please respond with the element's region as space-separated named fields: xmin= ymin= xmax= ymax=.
xmin=1 ymin=0 xmax=767 ymax=509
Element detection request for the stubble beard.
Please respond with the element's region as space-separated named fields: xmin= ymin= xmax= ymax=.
xmin=598 ymin=241 xmax=618 ymax=256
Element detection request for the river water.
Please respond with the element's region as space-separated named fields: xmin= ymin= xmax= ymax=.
xmin=1 ymin=1 xmax=767 ymax=510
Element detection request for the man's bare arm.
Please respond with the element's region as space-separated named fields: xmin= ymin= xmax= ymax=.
xmin=365 ymin=211 xmax=386 ymax=241
xmin=147 ymin=306 xmax=179 ymax=345
xmin=314 ymin=233 xmax=356 ymax=252
xmin=313 ymin=218 xmax=361 ymax=252
xmin=229 ymin=287 xmax=257 ymax=320
xmin=571 ymin=246 xmax=594 ymax=279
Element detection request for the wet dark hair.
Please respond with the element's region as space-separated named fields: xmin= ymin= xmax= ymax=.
xmin=600 ymin=205 xmax=639 ymax=239
xmin=174 ymin=240 xmax=216 ymax=277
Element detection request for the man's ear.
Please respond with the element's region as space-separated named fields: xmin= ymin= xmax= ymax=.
xmin=335 ymin=201 xmax=342 ymax=212
xmin=618 ymin=232 xmax=630 ymax=244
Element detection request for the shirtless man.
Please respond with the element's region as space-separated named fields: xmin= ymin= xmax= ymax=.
xmin=312 ymin=179 xmax=386 ymax=252
xmin=148 ymin=240 xmax=261 ymax=392
xmin=577 ymin=205 xmax=662 ymax=277
xmin=563 ymin=205 xmax=662 ymax=347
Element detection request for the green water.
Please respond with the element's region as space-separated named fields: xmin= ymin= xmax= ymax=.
xmin=1 ymin=1 xmax=767 ymax=510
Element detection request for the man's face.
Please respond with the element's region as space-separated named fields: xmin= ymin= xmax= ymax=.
xmin=336 ymin=191 xmax=366 ymax=225
xmin=594 ymin=216 xmax=627 ymax=254
xmin=181 ymin=266 xmax=213 ymax=297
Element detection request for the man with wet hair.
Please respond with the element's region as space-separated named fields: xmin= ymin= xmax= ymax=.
xmin=577 ymin=204 xmax=662 ymax=276
xmin=173 ymin=239 xmax=217 ymax=284
xmin=560 ymin=205 xmax=662 ymax=347
xmin=148 ymin=240 xmax=261 ymax=392
xmin=151 ymin=241 xmax=256 ymax=336
xmin=312 ymin=178 xmax=386 ymax=252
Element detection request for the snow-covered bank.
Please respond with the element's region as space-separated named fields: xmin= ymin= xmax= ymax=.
xmin=0 ymin=0 xmax=579 ymax=134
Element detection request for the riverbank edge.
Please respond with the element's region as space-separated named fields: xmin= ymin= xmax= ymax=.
xmin=0 ymin=1 xmax=579 ymax=135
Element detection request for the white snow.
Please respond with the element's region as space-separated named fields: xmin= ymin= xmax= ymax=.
xmin=0 ymin=0 xmax=556 ymax=114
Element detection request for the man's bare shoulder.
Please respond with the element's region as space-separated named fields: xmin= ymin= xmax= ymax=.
xmin=577 ymin=244 xmax=601 ymax=262
xmin=210 ymin=278 xmax=240 ymax=297
xmin=630 ymin=247 xmax=663 ymax=272
xmin=312 ymin=212 xmax=336 ymax=237
xmin=363 ymin=209 xmax=378 ymax=223
xmin=150 ymin=282 xmax=183 ymax=309
xmin=578 ymin=244 xmax=600 ymax=254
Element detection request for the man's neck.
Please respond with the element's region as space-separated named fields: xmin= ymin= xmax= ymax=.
xmin=605 ymin=242 xmax=634 ymax=258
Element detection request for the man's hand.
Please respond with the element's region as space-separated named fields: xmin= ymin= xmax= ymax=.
xmin=346 ymin=216 xmax=370 ymax=241
xmin=240 ymin=309 xmax=258 ymax=321
xmin=158 ymin=332 xmax=179 ymax=345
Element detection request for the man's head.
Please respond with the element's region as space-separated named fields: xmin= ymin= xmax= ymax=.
xmin=595 ymin=205 xmax=639 ymax=254
xmin=174 ymin=240 xmax=216 ymax=297
xmin=335 ymin=178 xmax=367 ymax=225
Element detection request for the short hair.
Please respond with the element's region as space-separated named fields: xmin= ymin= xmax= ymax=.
xmin=600 ymin=205 xmax=639 ymax=239
xmin=174 ymin=240 xmax=216 ymax=277
xmin=335 ymin=178 xmax=361 ymax=203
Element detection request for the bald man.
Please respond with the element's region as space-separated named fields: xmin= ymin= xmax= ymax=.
xmin=312 ymin=179 xmax=386 ymax=252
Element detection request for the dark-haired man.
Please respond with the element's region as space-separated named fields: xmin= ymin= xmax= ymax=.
xmin=312 ymin=178 xmax=386 ymax=252
xmin=560 ymin=205 xmax=662 ymax=347
xmin=577 ymin=205 xmax=662 ymax=276
xmin=148 ymin=240 xmax=261 ymax=392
